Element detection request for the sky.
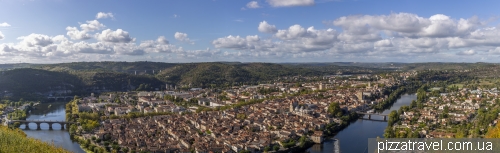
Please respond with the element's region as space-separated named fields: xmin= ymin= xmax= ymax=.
xmin=1 ymin=0 xmax=500 ymax=63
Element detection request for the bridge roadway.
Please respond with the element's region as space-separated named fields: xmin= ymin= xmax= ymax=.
xmin=10 ymin=120 xmax=77 ymax=130
xmin=46 ymin=96 xmax=74 ymax=101
xmin=356 ymin=111 xmax=389 ymax=121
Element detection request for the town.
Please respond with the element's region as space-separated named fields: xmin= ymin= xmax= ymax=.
xmin=65 ymin=74 xmax=404 ymax=153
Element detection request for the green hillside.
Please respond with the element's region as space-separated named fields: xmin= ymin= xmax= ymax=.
xmin=155 ymin=62 xmax=324 ymax=87
xmin=0 ymin=68 xmax=164 ymax=101
xmin=0 ymin=126 xmax=70 ymax=153
xmin=0 ymin=69 xmax=85 ymax=100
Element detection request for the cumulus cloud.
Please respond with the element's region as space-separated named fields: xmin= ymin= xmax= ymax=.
xmin=0 ymin=31 xmax=4 ymax=40
xmin=0 ymin=22 xmax=10 ymax=27
xmin=488 ymin=47 xmax=500 ymax=55
xmin=96 ymin=12 xmax=114 ymax=19
xmin=80 ymin=20 xmax=105 ymax=31
xmin=174 ymin=32 xmax=194 ymax=44
xmin=213 ymin=26 xmax=337 ymax=53
xmin=212 ymin=35 xmax=251 ymax=49
xmin=258 ymin=21 xmax=277 ymax=33
xmin=140 ymin=39 xmax=184 ymax=54
xmin=113 ymin=43 xmax=145 ymax=56
xmin=66 ymin=27 xmax=92 ymax=40
xmin=73 ymin=42 xmax=114 ymax=54
xmin=0 ymin=44 xmax=17 ymax=53
xmin=157 ymin=36 xmax=169 ymax=44
xmin=211 ymin=12 xmax=500 ymax=61
xmin=332 ymin=13 xmax=482 ymax=38
xmin=374 ymin=39 xmax=393 ymax=47
xmin=95 ymin=29 xmax=135 ymax=43
xmin=266 ymin=0 xmax=315 ymax=7
xmin=246 ymin=1 xmax=261 ymax=9
xmin=275 ymin=25 xmax=307 ymax=39
xmin=19 ymin=33 xmax=54 ymax=47
xmin=456 ymin=49 xmax=476 ymax=55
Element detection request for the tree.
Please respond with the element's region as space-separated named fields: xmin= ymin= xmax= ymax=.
xmin=263 ymin=146 xmax=271 ymax=152
xmin=239 ymin=150 xmax=251 ymax=153
xmin=328 ymin=102 xmax=343 ymax=117
xmin=273 ymin=145 xmax=280 ymax=151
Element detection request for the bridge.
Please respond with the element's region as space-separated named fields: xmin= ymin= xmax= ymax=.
xmin=10 ymin=120 xmax=77 ymax=130
xmin=356 ymin=112 xmax=389 ymax=122
xmin=46 ymin=96 xmax=73 ymax=101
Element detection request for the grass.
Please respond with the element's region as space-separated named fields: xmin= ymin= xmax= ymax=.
xmin=0 ymin=125 xmax=71 ymax=153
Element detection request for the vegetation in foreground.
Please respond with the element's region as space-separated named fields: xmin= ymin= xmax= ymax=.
xmin=0 ymin=125 xmax=70 ymax=153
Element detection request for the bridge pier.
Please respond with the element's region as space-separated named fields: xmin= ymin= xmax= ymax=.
xmin=48 ymin=123 xmax=53 ymax=130
xmin=368 ymin=114 xmax=371 ymax=119
xmin=383 ymin=116 xmax=387 ymax=121
xmin=61 ymin=123 xmax=65 ymax=130
xmin=24 ymin=123 xmax=30 ymax=130
xmin=36 ymin=123 xmax=41 ymax=130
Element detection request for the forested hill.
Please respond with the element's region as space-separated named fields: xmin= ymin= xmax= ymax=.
xmin=0 ymin=68 xmax=163 ymax=101
xmin=155 ymin=63 xmax=324 ymax=86
xmin=34 ymin=61 xmax=177 ymax=75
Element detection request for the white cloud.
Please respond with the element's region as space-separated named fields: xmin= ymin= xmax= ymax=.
xmin=157 ymin=36 xmax=169 ymax=44
xmin=332 ymin=13 xmax=482 ymax=38
xmin=0 ymin=44 xmax=17 ymax=53
xmin=275 ymin=25 xmax=307 ymax=39
xmin=374 ymin=39 xmax=393 ymax=47
xmin=174 ymin=32 xmax=194 ymax=44
xmin=96 ymin=12 xmax=114 ymax=19
xmin=0 ymin=31 xmax=4 ymax=40
xmin=456 ymin=49 xmax=476 ymax=55
xmin=52 ymin=35 xmax=68 ymax=43
xmin=95 ymin=29 xmax=135 ymax=43
xmin=140 ymin=39 xmax=184 ymax=54
xmin=246 ymin=1 xmax=261 ymax=8
xmin=73 ymin=42 xmax=114 ymax=54
xmin=19 ymin=33 xmax=54 ymax=47
xmin=258 ymin=21 xmax=277 ymax=33
xmin=213 ymin=26 xmax=336 ymax=53
xmin=488 ymin=47 xmax=500 ymax=55
xmin=173 ymin=14 xmax=179 ymax=18
xmin=113 ymin=43 xmax=145 ymax=56
xmin=0 ymin=22 xmax=10 ymax=27
xmin=266 ymin=0 xmax=314 ymax=7
xmin=80 ymin=20 xmax=105 ymax=32
xmin=212 ymin=35 xmax=251 ymax=49
xmin=66 ymin=26 xmax=92 ymax=40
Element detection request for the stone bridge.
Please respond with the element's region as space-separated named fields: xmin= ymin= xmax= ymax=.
xmin=356 ymin=112 xmax=389 ymax=121
xmin=47 ymin=96 xmax=74 ymax=101
xmin=10 ymin=120 xmax=77 ymax=130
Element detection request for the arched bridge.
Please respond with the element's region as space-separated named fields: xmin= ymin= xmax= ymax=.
xmin=10 ymin=120 xmax=77 ymax=130
xmin=47 ymin=96 xmax=74 ymax=101
xmin=356 ymin=112 xmax=389 ymax=121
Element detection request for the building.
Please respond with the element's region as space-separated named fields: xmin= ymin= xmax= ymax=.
xmin=311 ymin=131 xmax=324 ymax=143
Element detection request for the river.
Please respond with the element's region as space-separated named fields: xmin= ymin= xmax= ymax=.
xmin=306 ymin=94 xmax=417 ymax=153
xmin=20 ymin=102 xmax=85 ymax=153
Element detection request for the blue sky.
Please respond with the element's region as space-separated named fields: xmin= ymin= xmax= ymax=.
xmin=1 ymin=0 xmax=500 ymax=63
